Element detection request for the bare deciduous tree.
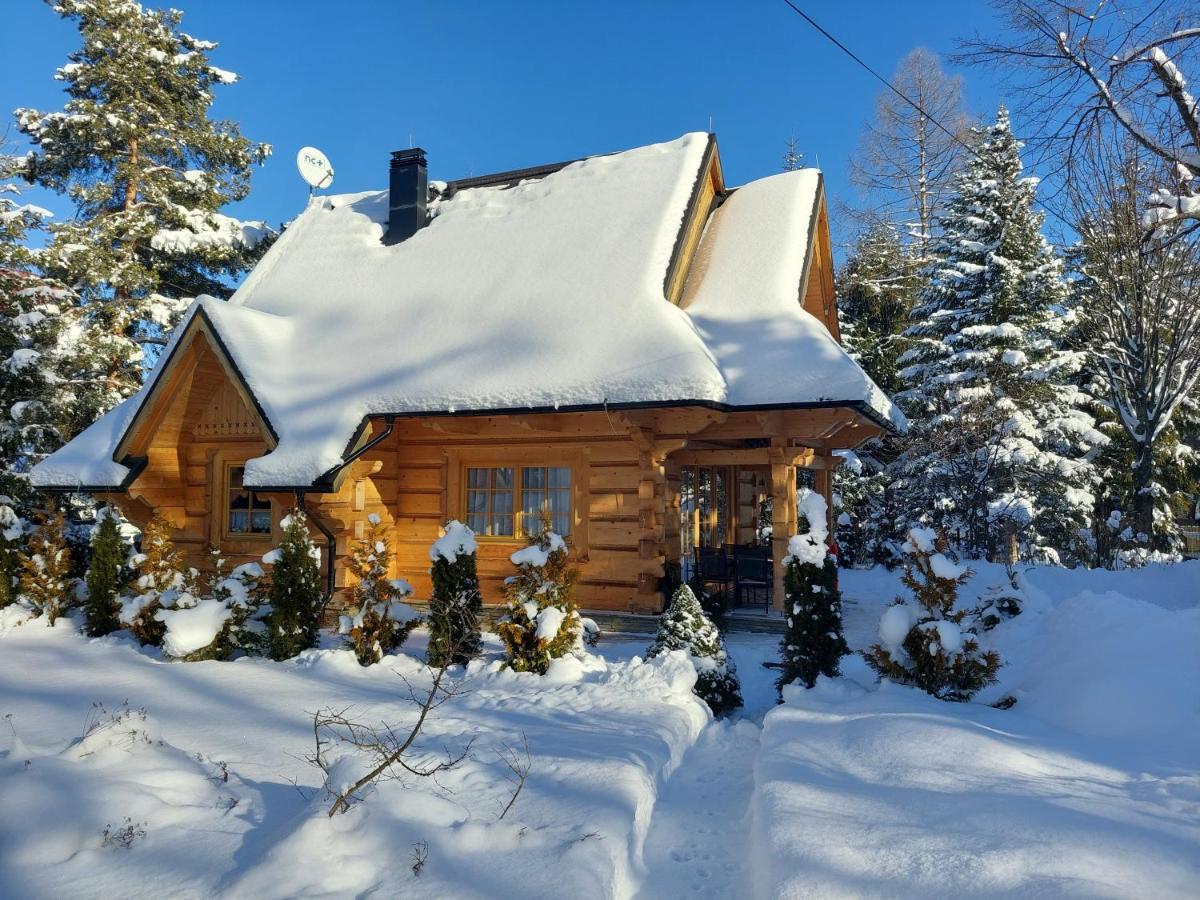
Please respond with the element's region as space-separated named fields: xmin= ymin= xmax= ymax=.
xmin=961 ymin=1 xmax=1200 ymax=230
xmin=1069 ymin=137 xmax=1200 ymax=538
xmin=848 ymin=47 xmax=971 ymax=258
xmin=309 ymin=659 xmax=473 ymax=817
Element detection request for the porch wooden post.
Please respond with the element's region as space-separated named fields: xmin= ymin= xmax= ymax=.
xmin=813 ymin=451 xmax=834 ymax=538
xmin=770 ymin=448 xmax=796 ymax=613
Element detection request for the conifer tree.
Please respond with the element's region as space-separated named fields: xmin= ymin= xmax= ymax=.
xmin=0 ymin=498 xmax=26 ymax=608
xmin=17 ymin=509 xmax=74 ymax=625
xmin=497 ymin=513 xmax=580 ymax=674
xmin=834 ymin=223 xmax=920 ymax=566
xmin=837 ymin=223 xmax=918 ymax=397
xmin=864 ymin=528 xmax=1000 ymax=702
xmin=894 ymin=107 xmax=1104 ymax=562
xmin=777 ymin=489 xmax=849 ymax=694
xmin=266 ymin=509 xmax=322 ymax=660
xmin=84 ymin=507 xmax=126 ymax=635
xmin=341 ymin=513 xmax=417 ymax=666
xmin=647 ymin=584 xmax=742 ymax=715
xmin=0 ymin=153 xmax=96 ymax=516
xmin=427 ymin=520 xmax=483 ymax=668
xmin=15 ymin=0 xmax=273 ymax=413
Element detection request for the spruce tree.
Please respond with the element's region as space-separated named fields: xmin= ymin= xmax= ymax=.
xmin=0 ymin=153 xmax=93 ymax=516
xmin=84 ymin=507 xmax=126 ymax=635
xmin=17 ymin=509 xmax=74 ymax=625
xmin=777 ymin=489 xmax=849 ymax=695
xmin=266 ymin=509 xmax=322 ymax=660
xmin=341 ymin=513 xmax=417 ymax=666
xmin=497 ymin=514 xmax=580 ymax=674
xmin=837 ymin=223 xmax=918 ymax=397
xmin=0 ymin=498 xmax=26 ymax=608
xmin=427 ymin=520 xmax=483 ymax=668
xmin=894 ymin=107 xmax=1104 ymax=562
xmin=864 ymin=528 xmax=1000 ymax=702
xmin=15 ymin=0 xmax=273 ymax=412
xmin=834 ymin=223 xmax=919 ymax=567
xmin=647 ymin=584 xmax=742 ymax=715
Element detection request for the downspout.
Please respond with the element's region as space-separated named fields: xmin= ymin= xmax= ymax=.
xmin=299 ymin=414 xmax=397 ymax=609
xmin=296 ymin=489 xmax=338 ymax=610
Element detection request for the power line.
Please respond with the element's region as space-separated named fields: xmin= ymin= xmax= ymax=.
xmin=779 ymin=0 xmax=979 ymax=161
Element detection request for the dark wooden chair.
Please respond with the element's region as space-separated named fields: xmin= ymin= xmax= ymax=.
xmin=733 ymin=552 xmax=771 ymax=608
xmin=694 ymin=547 xmax=734 ymax=603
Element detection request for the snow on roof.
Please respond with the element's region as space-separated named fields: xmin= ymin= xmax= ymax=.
xmin=31 ymin=133 xmax=902 ymax=491
xmin=684 ymin=169 xmax=905 ymax=427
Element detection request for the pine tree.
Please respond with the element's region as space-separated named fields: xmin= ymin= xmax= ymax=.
xmin=266 ymin=508 xmax=322 ymax=660
xmin=341 ymin=513 xmax=417 ymax=666
xmin=17 ymin=509 xmax=74 ymax=625
xmin=837 ymin=223 xmax=918 ymax=396
xmin=0 ymin=497 xmax=26 ymax=608
xmin=497 ymin=513 xmax=580 ymax=674
xmin=84 ymin=507 xmax=126 ymax=635
xmin=427 ymin=520 xmax=483 ymax=668
xmin=777 ymin=489 xmax=849 ymax=694
xmin=894 ymin=107 xmax=1104 ymax=563
xmin=0 ymin=152 xmax=94 ymax=516
xmin=834 ymin=224 xmax=919 ymax=567
xmin=863 ymin=528 xmax=1000 ymax=702
xmin=782 ymin=136 xmax=804 ymax=172
xmin=647 ymin=584 xmax=742 ymax=715
xmin=15 ymin=0 xmax=273 ymax=413
xmin=124 ymin=514 xmax=192 ymax=645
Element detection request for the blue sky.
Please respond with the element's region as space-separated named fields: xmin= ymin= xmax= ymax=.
xmin=2 ymin=1 xmax=1008 ymax=252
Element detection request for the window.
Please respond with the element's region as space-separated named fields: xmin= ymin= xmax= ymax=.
xmin=465 ymin=465 xmax=571 ymax=537
xmin=228 ymin=465 xmax=271 ymax=535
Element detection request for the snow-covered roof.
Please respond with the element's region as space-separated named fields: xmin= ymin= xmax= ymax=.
xmin=32 ymin=133 xmax=903 ymax=491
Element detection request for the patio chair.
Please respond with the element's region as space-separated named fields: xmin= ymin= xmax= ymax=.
xmin=694 ymin=547 xmax=734 ymax=604
xmin=733 ymin=553 xmax=771 ymax=609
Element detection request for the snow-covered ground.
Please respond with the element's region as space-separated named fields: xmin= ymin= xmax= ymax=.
xmin=1 ymin=560 xmax=1197 ymax=898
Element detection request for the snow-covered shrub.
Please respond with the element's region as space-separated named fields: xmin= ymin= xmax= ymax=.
xmin=777 ymin=489 xmax=849 ymax=694
xmin=265 ymin=509 xmax=323 ymax=660
xmin=16 ymin=509 xmax=74 ymax=625
xmin=864 ymin=528 xmax=1001 ymax=702
xmin=497 ymin=514 xmax=580 ymax=674
xmin=427 ymin=520 xmax=483 ymax=668
xmin=156 ymin=554 xmax=267 ymax=661
xmin=120 ymin=515 xmax=194 ymax=647
xmin=646 ymin=584 xmax=742 ymax=715
xmin=339 ymin=514 xmax=419 ymax=666
xmin=84 ymin=507 xmax=128 ymax=636
xmin=0 ymin=497 xmax=27 ymax=608
xmin=972 ymin=567 xmax=1025 ymax=631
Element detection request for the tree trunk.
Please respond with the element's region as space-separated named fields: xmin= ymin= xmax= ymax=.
xmin=1132 ymin=445 xmax=1155 ymax=542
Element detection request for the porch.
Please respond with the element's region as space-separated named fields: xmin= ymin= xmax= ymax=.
xmin=665 ymin=443 xmax=838 ymax=614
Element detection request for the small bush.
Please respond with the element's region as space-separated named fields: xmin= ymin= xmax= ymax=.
xmin=647 ymin=584 xmax=742 ymax=715
xmin=265 ymin=509 xmax=323 ymax=661
xmin=427 ymin=520 xmax=483 ymax=668
xmin=496 ymin=513 xmax=580 ymax=674
xmin=84 ymin=508 xmax=128 ymax=636
xmin=341 ymin=513 xmax=418 ymax=666
xmin=863 ymin=528 xmax=1001 ymax=702
xmin=122 ymin=516 xmax=193 ymax=647
xmin=776 ymin=489 xmax=849 ymax=695
xmin=17 ymin=509 xmax=74 ymax=625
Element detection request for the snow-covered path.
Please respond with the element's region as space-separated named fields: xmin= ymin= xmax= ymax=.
xmin=635 ymin=719 xmax=761 ymax=899
xmin=627 ymin=633 xmax=779 ymax=899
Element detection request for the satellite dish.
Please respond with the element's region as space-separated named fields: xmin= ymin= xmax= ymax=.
xmin=296 ymin=146 xmax=334 ymax=190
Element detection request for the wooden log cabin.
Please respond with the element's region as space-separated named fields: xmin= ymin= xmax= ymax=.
xmin=32 ymin=133 xmax=904 ymax=615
